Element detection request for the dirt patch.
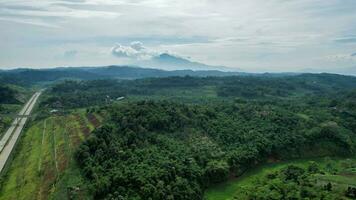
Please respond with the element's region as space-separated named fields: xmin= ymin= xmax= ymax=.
xmin=81 ymin=126 xmax=90 ymax=137
xmin=74 ymin=114 xmax=91 ymax=137
xmin=87 ymin=113 xmax=100 ymax=128
xmin=339 ymin=172 xmax=356 ymax=177
xmin=68 ymin=122 xmax=82 ymax=147
xmin=267 ymin=156 xmax=280 ymax=163
xmin=71 ymin=134 xmax=81 ymax=147
xmin=39 ymin=161 xmax=57 ymax=200
xmin=57 ymin=144 xmax=69 ymax=172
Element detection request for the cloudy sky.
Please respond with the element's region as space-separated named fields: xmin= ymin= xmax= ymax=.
xmin=0 ymin=0 xmax=356 ymax=72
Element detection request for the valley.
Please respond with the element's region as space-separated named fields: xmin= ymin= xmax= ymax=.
xmin=0 ymin=67 xmax=355 ymax=199
xmin=1 ymin=1 xmax=356 ymax=199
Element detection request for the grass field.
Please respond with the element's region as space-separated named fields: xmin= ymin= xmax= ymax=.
xmin=204 ymin=157 xmax=356 ymax=200
xmin=0 ymin=110 xmax=102 ymax=200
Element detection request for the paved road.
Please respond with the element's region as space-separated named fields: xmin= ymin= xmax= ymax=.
xmin=0 ymin=93 xmax=37 ymax=151
xmin=0 ymin=92 xmax=41 ymax=173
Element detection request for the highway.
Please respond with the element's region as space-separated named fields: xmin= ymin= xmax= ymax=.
xmin=0 ymin=92 xmax=41 ymax=173
xmin=0 ymin=93 xmax=37 ymax=151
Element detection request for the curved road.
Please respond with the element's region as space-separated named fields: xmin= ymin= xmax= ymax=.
xmin=0 ymin=92 xmax=41 ymax=173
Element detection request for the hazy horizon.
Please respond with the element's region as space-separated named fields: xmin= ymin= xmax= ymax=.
xmin=1 ymin=0 xmax=356 ymax=74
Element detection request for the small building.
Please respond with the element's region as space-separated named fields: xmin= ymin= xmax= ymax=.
xmin=116 ymin=97 xmax=125 ymax=101
xmin=50 ymin=109 xmax=58 ymax=113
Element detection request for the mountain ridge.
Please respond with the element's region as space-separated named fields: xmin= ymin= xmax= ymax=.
xmin=141 ymin=53 xmax=238 ymax=71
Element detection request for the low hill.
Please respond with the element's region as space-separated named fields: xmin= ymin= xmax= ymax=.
xmin=0 ymin=66 xmax=245 ymax=85
xmin=0 ymin=85 xmax=18 ymax=104
xmin=41 ymin=73 xmax=356 ymax=109
xmin=76 ymin=97 xmax=356 ymax=199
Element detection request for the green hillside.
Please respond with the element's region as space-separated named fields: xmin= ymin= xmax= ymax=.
xmin=205 ymin=158 xmax=356 ymax=200
xmin=0 ymin=73 xmax=355 ymax=200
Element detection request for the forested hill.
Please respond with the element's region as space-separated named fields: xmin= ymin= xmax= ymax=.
xmin=0 ymin=66 xmax=244 ymax=85
xmin=2 ymin=70 xmax=354 ymax=199
xmin=76 ymin=96 xmax=356 ymax=199
xmin=3 ymin=65 xmax=355 ymax=87
xmin=0 ymin=86 xmax=18 ymax=104
xmin=41 ymin=73 xmax=356 ymax=109
xmin=40 ymin=72 xmax=356 ymax=199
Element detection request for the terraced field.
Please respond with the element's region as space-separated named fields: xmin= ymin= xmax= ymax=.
xmin=0 ymin=111 xmax=103 ymax=200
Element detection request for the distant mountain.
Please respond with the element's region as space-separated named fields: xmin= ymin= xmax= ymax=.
xmin=0 ymin=65 xmax=245 ymax=85
xmin=335 ymin=66 xmax=356 ymax=76
xmin=1 ymin=65 xmax=354 ymax=88
xmin=137 ymin=53 xmax=237 ymax=71
xmin=0 ymin=68 xmax=99 ymax=85
xmin=300 ymin=66 xmax=356 ymax=76
xmin=83 ymin=65 xmax=246 ymax=78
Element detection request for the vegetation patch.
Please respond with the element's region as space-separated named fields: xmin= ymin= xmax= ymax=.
xmin=76 ymin=98 xmax=356 ymax=199
xmin=205 ymin=158 xmax=356 ymax=200
xmin=0 ymin=111 xmax=102 ymax=200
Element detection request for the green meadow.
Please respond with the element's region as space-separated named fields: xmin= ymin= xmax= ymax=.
xmin=0 ymin=111 xmax=102 ymax=200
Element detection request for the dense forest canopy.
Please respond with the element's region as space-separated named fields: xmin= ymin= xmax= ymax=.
xmin=0 ymin=66 xmax=244 ymax=86
xmin=2 ymin=71 xmax=356 ymax=199
xmin=73 ymin=76 xmax=356 ymax=199
xmin=0 ymin=85 xmax=18 ymax=104
xmin=0 ymin=83 xmax=24 ymax=138
xmin=38 ymin=73 xmax=356 ymax=199
xmin=42 ymin=73 xmax=356 ymax=109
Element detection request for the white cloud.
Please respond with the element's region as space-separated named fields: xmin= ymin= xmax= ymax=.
xmin=0 ymin=17 xmax=60 ymax=28
xmin=0 ymin=0 xmax=121 ymax=21
xmin=111 ymin=41 xmax=159 ymax=60
xmin=0 ymin=0 xmax=356 ymax=72
xmin=324 ymin=53 xmax=356 ymax=62
xmin=130 ymin=41 xmax=145 ymax=51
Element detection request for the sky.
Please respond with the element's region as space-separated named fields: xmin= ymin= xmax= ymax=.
xmin=0 ymin=0 xmax=356 ymax=73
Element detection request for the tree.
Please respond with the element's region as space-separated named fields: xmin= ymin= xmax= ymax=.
xmin=307 ymin=161 xmax=320 ymax=174
xmin=345 ymin=187 xmax=356 ymax=198
xmin=282 ymin=165 xmax=305 ymax=182
xmin=324 ymin=182 xmax=332 ymax=191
